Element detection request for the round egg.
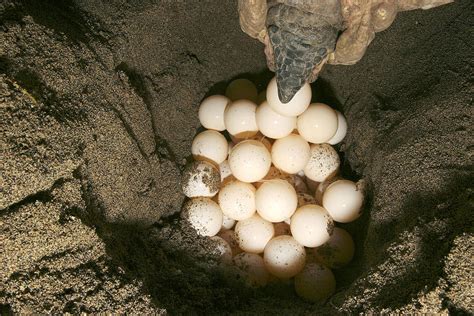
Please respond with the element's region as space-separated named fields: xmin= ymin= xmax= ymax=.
xmin=304 ymin=144 xmax=340 ymax=182
xmin=192 ymin=130 xmax=228 ymax=165
xmin=266 ymin=77 xmax=311 ymax=116
xmin=256 ymin=101 xmax=296 ymax=139
xmin=209 ymin=236 xmax=233 ymax=264
xmin=224 ymin=100 xmax=259 ymax=139
xmin=327 ymin=110 xmax=348 ymax=145
xmin=271 ymin=134 xmax=311 ymax=174
xmin=221 ymin=214 xmax=236 ymax=230
xmin=235 ymin=214 xmax=274 ymax=253
xmin=273 ymin=222 xmax=291 ymax=237
xmin=182 ymin=198 xmax=223 ymax=237
xmin=181 ymin=161 xmax=220 ymax=198
xmin=218 ymin=180 xmax=256 ymax=221
xmin=255 ymin=179 xmax=298 ymax=223
xmin=290 ymin=204 xmax=334 ymax=247
xmin=322 ymin=180 xmax=364 ymax=223
xmin=312 ymin=227 xmax=355 ymax=268
xmin=294 ymin=262 xmax=336 ymax=302
xmin=297 ymin=192 xmax=317 ymax=208
xmin=228 ymin=140 xmax=271 ymax=183
xmin=264 ymin=235 xmax=306 ymax=279
xmin=198 ymin=95 xmax=230 ymax=131
xmin=218 ymin=229 xmax=242 ymax=256
xmin=315 ymin=176 xmax=341 ymax=205
xmin=225 ymin=78 xmax=258 ymax=103
xmin=297 ymin=103 xmax=338 ymax=144
xmin=233 ymin=252 xmax=269 ymax=287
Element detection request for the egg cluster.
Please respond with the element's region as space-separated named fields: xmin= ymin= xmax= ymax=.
xmin=180 ymin=78 xmax=364 ymax=303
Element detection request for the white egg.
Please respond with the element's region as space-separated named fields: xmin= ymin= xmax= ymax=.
xmin=209 ymin=236 xmax=233 ymax=264
xmin=181 ymin=161 xmax=220 ymax=198
xmin=218 ymin=180 xmax=256 ymax=221
xmin=327 ymin=110 xmax=348 ymax=145
xmin=221 ymin=214 xmax=236 ymax=230
xmin=182 ymin=198 xmax=223 ymax=237
xmin=192 ymin=130 xmax=228 ymax=165
xmin=228 ymin=140 xmax=271 ymax=183
xmin=322 ymin=180 xmax=364 ymax=223
xmin=304 ymin=144 xmax=340 ymax=182
xmin=266 ymin=77 xmax=311 ymax=116
xmin=218 ymin=229 xmax=242 ymax=256
xmin=271 ymin=134 xmax=311 ymax=174
xmin=235 ymin=214 xmax=274 ymax=253
xmin=297 ymin=103 xmax=338 ymax=144
xmin=294 ymin=262 xmax=336 ymax=302
xmin=218 ymin=160 xmax=233 ymax=184
xmin=256 ymin=101 xmax=296 ymax=139
xmin=233 ymin=252 xmax=269 ymax=287
xmin=264 ymin=236 xmax=306 ymax=279
xmin=290 ymin=204 xmax=334 ymax=247
xmin=225 ymin=78 xmax=258 ymax=103
xmin=273 ymin=222 xmax=291 ymax=237
xmin=297 ymin=192 xmax=317 ymax=208
xmin=224 ymin=99 xmax=259 ymax=138
xmin=198 ymin=95 xmax=230 ymax=131
xmin=315 ymin=176 xmax=341 ymax=205
xmin=257 ymin=89 xmax=267 ymax=104
xmin=312 ymin=227 xmax=355 ymax=268
xmin=255 ymin=179 xmax=298 ymax=223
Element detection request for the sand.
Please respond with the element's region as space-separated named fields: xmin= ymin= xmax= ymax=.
xmin=0 ymin=0 xmax=472 ymax=314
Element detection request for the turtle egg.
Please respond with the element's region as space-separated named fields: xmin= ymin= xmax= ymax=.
xmin=266 ymin=77 xmax=311 ymax=116
xmin=294 ymin=262 xmax=336 ymax=302
xmin=264 ymin=235 xmax=306 ymax=279
xmin=315 ymin=176 xmax=341 ymax=205
xmin=224 ymin=99 xmax=259 ymax=138
xmin=312 ymin=227 xmax=355 ymax=268
xmin=221 ymin=214 xmax=236 ymax=230
xmin=218 ymin=180 xmax=256 ymax=221
xmin=209 ymin=236 xmax=233 ymax=264
xmin=290 ymin=204 xmax=334 ymax=247
xmin=181 ymin=161 xmax=220 ymax=198
xmin=273 ymin=222 xmax=291 ymax=237
xmin=181 ymin=198 xmax=223 ymax=237
xmin=198 ymin=95 xmax=230 ymax=131
xmin=255 ymin=179 xmax=298 ymax=223
xmin=256 ymin=101 xmax=296 ymax=139
xmin=271 ymin=134 xmax=310 ymax=174
xmin=327 ymin=110 xmax=348 ymax=145
xmin=322 ymin=180 xmax=363 ymax=223
xmin=233 ymin=252 xmax=269 ymax=287
xmin=228 ymin=140 xmax=271 ymax=183
xmin=225 ymin=78 xmax=258 ymax=103
xmin=297 ymin=103 xmax=338 ymax=144
xmin=304 ymin=144 xmax=340 ymax=182
xmin=235 ymin=214 xmax=274 ymax=253
xmin=218 ymin=229 xmax=242 ymax=256
xmin=192 ymin=130 xmax=228 ymax=165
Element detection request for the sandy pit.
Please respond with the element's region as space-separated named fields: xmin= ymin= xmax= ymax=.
xmin=0 ymin=0 xmax=472 ymax=314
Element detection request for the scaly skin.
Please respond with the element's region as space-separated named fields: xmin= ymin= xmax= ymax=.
xmin=238 ymin=0 xmax=453 ymax=103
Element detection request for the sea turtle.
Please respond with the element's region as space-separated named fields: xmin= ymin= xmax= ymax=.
xmin=238 ymin=0 xmax=453 ymax=103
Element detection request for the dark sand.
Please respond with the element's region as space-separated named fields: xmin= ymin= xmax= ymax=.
xmin=1 ymin=0 xmax=472 ymax=314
